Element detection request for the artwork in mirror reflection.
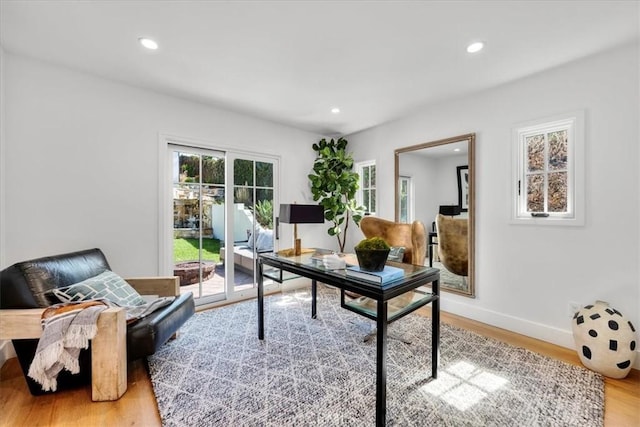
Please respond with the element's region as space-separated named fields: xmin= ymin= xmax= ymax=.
xmin=395 ymin=134 xmax=475 ymax=297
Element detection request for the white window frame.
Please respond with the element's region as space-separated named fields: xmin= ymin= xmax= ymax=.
xmin=398 ymin=175 xmax=414 ymax=223
xmin=511 ymin=110 xmax=585 ymax=226
xmin=356 ymin=160 xmax=376 ymax=215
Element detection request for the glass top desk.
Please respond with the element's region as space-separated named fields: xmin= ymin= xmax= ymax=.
xmin=257 ymin=251 xmax=440 ymax=427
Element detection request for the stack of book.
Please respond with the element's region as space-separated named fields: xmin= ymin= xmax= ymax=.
xmin=345 ymin=265 xmax=404 ymax=284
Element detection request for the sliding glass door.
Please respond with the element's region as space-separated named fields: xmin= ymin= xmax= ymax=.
xmin=229 ymin=156 xmax=275 ymax=295
xmin=165 ymin=140 xmax=279 ymax=306
xmin=171 ymin=147 xmax=226 ymax=303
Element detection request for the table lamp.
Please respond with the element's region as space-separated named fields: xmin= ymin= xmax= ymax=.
xmin=279 ymin=204 xmax=324 ymax=256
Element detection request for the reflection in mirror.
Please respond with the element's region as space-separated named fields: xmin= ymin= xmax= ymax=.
xmin=395 ymin=134 xmax=475 ymax=297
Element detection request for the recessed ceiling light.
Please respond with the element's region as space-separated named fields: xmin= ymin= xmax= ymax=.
xmin=331 ymin=107 xmax=340 ymax=114
xmin=466 ymin=41 xmax=484 ymax=53
xmin=139 ymin=37 xmax=158 ymax=50
xmin=454 ymin=148 xmax=461 ymax=152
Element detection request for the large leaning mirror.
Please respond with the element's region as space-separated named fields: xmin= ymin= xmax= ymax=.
xmin=395 ymin=133 xmax=475 ymax=297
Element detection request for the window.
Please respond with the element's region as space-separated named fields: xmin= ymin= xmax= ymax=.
xmin=512 ymin=111 xmax=584 ymax=225
xmin=398 ymin=176 xmax=413 ymax=223
xmin=356 ymin=161 xmax=376 ymax=215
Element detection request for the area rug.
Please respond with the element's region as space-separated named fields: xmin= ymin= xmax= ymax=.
xmin=148 ymin=286 xmax=604 ymax=426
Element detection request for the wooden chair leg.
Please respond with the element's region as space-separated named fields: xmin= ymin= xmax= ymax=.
xmin=91 ymin=307 xmax=127 ymax=401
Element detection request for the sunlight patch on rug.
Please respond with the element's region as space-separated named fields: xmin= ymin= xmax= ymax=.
xmin=421 ymin=361 xmax=509 ymax=411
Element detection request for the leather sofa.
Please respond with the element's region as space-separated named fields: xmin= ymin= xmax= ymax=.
xmin=0 ymin=248 xmax=195 ymax=399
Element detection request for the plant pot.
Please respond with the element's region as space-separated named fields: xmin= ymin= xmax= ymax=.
xmin=355 ymin=248 xmax=390 ymax=272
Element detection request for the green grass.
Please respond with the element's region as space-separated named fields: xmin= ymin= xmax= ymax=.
xmin=173 ymin=238 xmax=221 ymax=263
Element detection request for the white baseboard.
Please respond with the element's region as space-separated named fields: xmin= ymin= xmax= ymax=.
xmin=0 ymin=339 xmax=16 ymax=368
xmin=441 ymin=296 xmax=640 ymax=370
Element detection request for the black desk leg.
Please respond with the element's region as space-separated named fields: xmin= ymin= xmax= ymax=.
xmin=376 ymin=300 xmax=388 ymax=427
xmin=432 ymin=279 xmax=439 ymax=379
xmin=311 ymin=279 xmax=317 ymax=319
xmin=428 ymin=233 xmax=435 ymax=268
xmin=429 ymin=244 xmax=433 ymax=268
xmin=258 ymin=259 xmax=264 ymax=340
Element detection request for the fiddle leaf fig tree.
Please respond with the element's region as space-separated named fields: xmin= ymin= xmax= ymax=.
xmin=308 ymin=137 xmax=366 ymax=252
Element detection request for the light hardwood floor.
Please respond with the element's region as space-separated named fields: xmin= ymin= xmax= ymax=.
xmin=1 ymin=305 xmax=638 ymax=426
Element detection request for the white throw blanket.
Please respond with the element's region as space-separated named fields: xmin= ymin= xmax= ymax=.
xmin=28 ymin=301 xmax=107 ymax=392
xmin=28 ymin=296 xmax=175 ymax=391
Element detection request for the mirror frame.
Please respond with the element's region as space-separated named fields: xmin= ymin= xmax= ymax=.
xmin=394 ymin=133 xmax=476 ymax=297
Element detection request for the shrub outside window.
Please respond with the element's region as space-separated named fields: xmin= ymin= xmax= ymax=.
xmin=512 ymin=111 xmax=584 ymax=225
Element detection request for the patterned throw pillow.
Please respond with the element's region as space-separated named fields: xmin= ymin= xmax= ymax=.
xmin=388 ymin=246 xmax=406 ymax=262
xmin=53 ymin=270 xmax=146 ymax=307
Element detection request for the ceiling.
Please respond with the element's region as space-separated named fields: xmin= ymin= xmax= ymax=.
xmin=1 ymin=1 xmax=638 ymax=136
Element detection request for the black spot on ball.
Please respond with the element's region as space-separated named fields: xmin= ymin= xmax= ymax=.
xmin=590 ymin=313 xmax=601 ymax=320
xmin=585 ymin=304 xmax=593 ymax=309
xmin=605 ymin=308 xmax=614 ymax=315
xmin=631 ymin=341 xmax=636 ymax=351
xmin=576 ymin=315 xmax=584 ymax=325
xmin=609 ymin=340 xmax=617 ymax=351
xmin=617 ymin=360 xmax=630 ymax=369
xmin=629 ymin=321 xmax=636 ymax=333
xmin=582 ymin=346 xmax=592 ymax=360
xmin=588 ymin=330 xmax=598 ymax=338
xmin=608 ymin=320 xmax=619 ymax=330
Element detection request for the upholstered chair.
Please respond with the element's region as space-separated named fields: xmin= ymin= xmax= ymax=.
xmin=349 ymin=217 xmax=427 ymax=343
xmin=0 ymin=248 xmax=195 ymax=400
xmin=360 ymin=217 xmax=427 ymax=265
xmin=435 ymin=214 xmax=468 ymax=277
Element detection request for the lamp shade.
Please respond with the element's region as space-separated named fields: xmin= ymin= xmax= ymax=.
xmin=279 ymin=204 xmax=325 ymax=224
xmin=439 ymin=205 xmax=461 ymax=216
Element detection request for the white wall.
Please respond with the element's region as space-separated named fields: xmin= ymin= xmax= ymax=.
xmin=347 ymin=43 xmax=640 ymax=361
xmin=398 ymin=152 xmax=437 ymax=226
xmin=0 ymin=46 xmax=17 ymax=366
xmin=0 ymin=47 xmax=5 ymax=267
xmin=1 ymin=53 xmax=333 ymax=275
xmin=433 ymin=154 xmax=467 ymax=213
xmin=398 ymin=152 xmax=468 ymax=228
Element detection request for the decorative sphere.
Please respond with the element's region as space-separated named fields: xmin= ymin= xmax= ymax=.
xmin=572 ymin=302 xmax=637 ymax=379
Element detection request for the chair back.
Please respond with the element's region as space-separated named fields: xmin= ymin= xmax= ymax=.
xmin=435 ymin=214 xmax=468 ymax=276
xmin=360 ymin=217 xmax=426 ymax=265
xmin=0 ymin=248 xmax=110 ymax=309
